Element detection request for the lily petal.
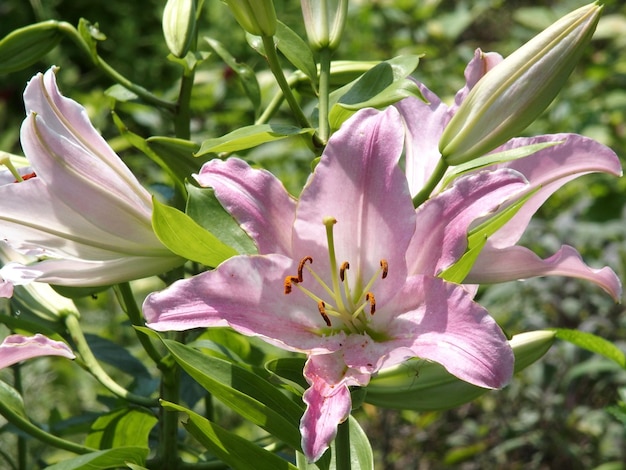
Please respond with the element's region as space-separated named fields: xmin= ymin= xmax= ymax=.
xmin=301 ymin=353 xmax=369 ymax=462
xmin=451 ymin=49 xmax=503 ymax=112
xmin=144 ymin=254 xmax=346 ymax=354
xmin=0 ymin=279 xmax=13 ymax=298
xmin=294 ymin=107 xmax=415 ymax=303
xmin=195 ymin=158 xmax=296 ymax=255
xmin=466 ymin=244 xmax=622 ymax=301
xmin=0 ymin=334 xmax=75 ymax=369
xmin=408 ymin=169 xmax=527 ymax=276
xmin=486 ymin=133 xmax=622 ymax=248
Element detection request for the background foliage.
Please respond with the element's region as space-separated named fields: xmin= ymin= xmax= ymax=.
xmin=1 ymin=0 xmax=626 ymax=468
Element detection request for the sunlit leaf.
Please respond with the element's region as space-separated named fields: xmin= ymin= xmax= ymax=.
xmin=553 ymin=328 xmax=626 ymax=368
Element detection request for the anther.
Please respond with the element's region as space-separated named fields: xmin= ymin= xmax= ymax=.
xmin=318 ymin=301 xmax=332 ymax=327
xmin=297 ymin=256 xmax=313 ymax=282
xmin=380 ymin=259 xmax=388 ymax=279
xmin=14 ymin=171 xmax=36 ymax=183
xmin=284 ymin=276 xmax=300 ymax=294
xmin=339 ymin=261 xmax=350 ymax=282
xmin=366 ymin=292 xmax=376 ymax=315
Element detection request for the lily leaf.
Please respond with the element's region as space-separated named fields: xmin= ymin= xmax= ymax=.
xmin=162 ymin=339 xmax=304 ymax=450
xmin=162 ymin=401 xmax=298 ymax=470
xmin=274 ymin=21 xmax=318 ymax=89
xmin=85 ymin=407 xmax=157 ymax=450
xmin=44 ymin=447 xmax=148 ymax=470
xmin=185 ymin=181 xmax=257 ymax=255
xmin=439 ymin=190 xmax=536 ymax=284
xmin=552 ymin=328 xmax=626 ymax=368
xmin=152 ymin=198 xmax=238 ymax=267
xmin=196 ymin=124 xmax=315 ymax=156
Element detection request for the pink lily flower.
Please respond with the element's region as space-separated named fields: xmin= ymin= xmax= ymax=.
xmin=0 ymin=333 xmax=75 ymax=370
xmin=144 ymin=107 xmax=528 ymax=461
xmin=395 ymin=49 xmax=622 ymax=300
xmin=0 ymin=68 xmax=183 ymax=287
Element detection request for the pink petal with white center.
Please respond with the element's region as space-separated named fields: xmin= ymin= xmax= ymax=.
xmin=0 ymin=334 xmax=74 ymax=370
xmin=293 ymin=107 xmax=416 ymax=304
xmin=407 ymin=169 xmax=527 ymax=276
xmin=144 ymin=254 xmax=346 ymax=354
xmin=194 ymin=158 xmax=296 ymax=255
xmin=23 ymin=68 xmax=151 ymax=214
xmin=467 ymin=244 xmax=622 ymax=301
xmin=300 ymin=353 xmax=370 ymax=462
xmin=485 ymin=134 xmax=622 ymax=248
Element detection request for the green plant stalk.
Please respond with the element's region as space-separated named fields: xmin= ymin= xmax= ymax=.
xmin=412 ymin=158 xmax=449 ymax=208
xmin=115 ymin=282 xmax=164 ymax=366
xmin=158 ymin=350 xmax=181 ymax=469
xmin=0 ymin=395 xmax=96 ymax=455
xmin=317 ymin=47 xmax=332 ymax=144
xmin=174 ymin=66 xmax=195 ymax=140
xmin=63 ymin=313 xmax=158 ymax=407
xmin=57 ymin=21 xmax=177 ymax=111
xmin=260 ymin=35 xmax=323 ymax=148
xmin=335 ymin=418 xmax=351 ymax=470
xmin=11 ymin=362 xmax=26 ymax=470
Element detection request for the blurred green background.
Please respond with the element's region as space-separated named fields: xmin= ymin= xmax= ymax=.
xmin=2 ymin=0 xmax=626 ymax=468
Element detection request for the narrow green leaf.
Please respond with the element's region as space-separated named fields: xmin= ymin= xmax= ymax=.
xmin=162 ymin=339 xmax=304 ymax=450
xmin=442 ymin=140 xmax=563 ymax=187
xmin=265 ymin=357 xmax=308 ymax=390
xmin=439 ymin=191 xmax=536 ymax=283
xmin=344 ymin=416 xmax=374 ymax=470
xmin=553 ymin=328 xmax=626 ymax=368
xmin=205 ymin=37 xmax=261 ymax=113
xmin=152 ymin=198 xmax=238 ymax=267
xmin=85 ymin=408 xmax=157 ymax=450
xmin=0 ymin=21 xmax=62 ymax=73
xmin=196 ymin=124 xmax=315 ymax=156
xmin=0 ymin=380 xmax=27 ymax=420
xmin=162 ymin=401 xmax=298 ymax=470
xmin=185 ymin=182 xmax=257 ymax=255
xmin=275 ymin=21 xmax=318 ymax=89
xmin=44 ymin=447 xmax=148 ymax=470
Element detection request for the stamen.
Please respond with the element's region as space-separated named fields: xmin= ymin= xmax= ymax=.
xmin=14 ymin=171 xmax=36 ymax=183
xmin=297 ymin=256 xmax=313 ymax=282
xmin=284 ymin=276 xmax=300 ymax=294
xmin=380 ymin=259 xmax=388 ymax=279
xmin=339 ymin=261 xmax=350 ymax=282
xmin=366 ymin=292 xmax=376 ymax=315
xmin=318 ymin=301 xmax=332 ymax=327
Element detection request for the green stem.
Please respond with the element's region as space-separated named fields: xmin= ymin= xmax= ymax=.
xmin=318 ymin=47 xmax=332 ymax=144
xmin=158 ymin=352 xmax=181 ymax=469
xmin=11 ymin=363 xmax=26 ymax=470
xmin=335 ymin=419 xmax=351 ymax=470
xmin=114 ymin=282 xmax=163 ymax=366
xmin=64 ymin=313 xmax=158 ymax=407
xmin=412 ymin=158 xmax=449 ymax=208
xmin=260 ymin=35 xmax=323 ymax=148
xmin=0 ymin=395 xmax=96 ymax=455
xmin=174 ymin=68 xmax=195 ymax=140
xmin=58 ymin=21 xmax=176 ymax=111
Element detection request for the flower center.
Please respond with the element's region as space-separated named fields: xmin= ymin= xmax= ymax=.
xmin=284 ymin=216 xmax=388 ymax=334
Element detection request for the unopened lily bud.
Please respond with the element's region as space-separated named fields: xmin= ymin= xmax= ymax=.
xmin=162 ymin=0 xmax=196 ymax=58
xmin=301 ymin=0 xmax=348 ymax=52
xmin=365 ymin=330 xmax=555 ymax=411
xmin=439 ymin=2 xmax=602 ymax=165
xmin=224 ymin=0 xmax=277 ymax=37
xmin=0 ymin=21 xmax=62 ymax=74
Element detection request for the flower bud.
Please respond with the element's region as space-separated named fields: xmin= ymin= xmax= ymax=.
xmin=162 ymin=0 xmax=196 ymax=58
xmin=439 ymin=2 xmax=602 ymax=165
xmin=301 ymin=0 xmax=348 ymax=52
xmin=365 ymin=330 xmax=555 ymax=411
xmin=225 ymin=0 xmax=277 ymax=37
xmin=0 ymin=21 xmax=62 ymax=74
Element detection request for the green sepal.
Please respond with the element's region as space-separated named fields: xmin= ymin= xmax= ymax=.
xmin=196 ymin=124 xmax=315 ymax=156
xmin=151 ymin=197 xmax=238 ymax=267
xmin=185 ymin=181 xmax=257 ymax=255
xmin=552 ymin=328 xmax=626 ymax=368
xmin=328 ymin=55 xmax=424 ymax=130
xmin=204 ymin=37 xmax=261 ymax=114
xmin=44 ymin=447 xmax=149 ymax=470
xmin=85 ymin=407 xmax=158 ymax=450
xmin=439 ymin=190 xmax=536 ymax=284
xmin=161 ymin=339 xmax=304 ymax=450
xmin=162 ymin=401 xmax=298 ymax=470
xmin=0 ymin=21 xmax=63 ymax=74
